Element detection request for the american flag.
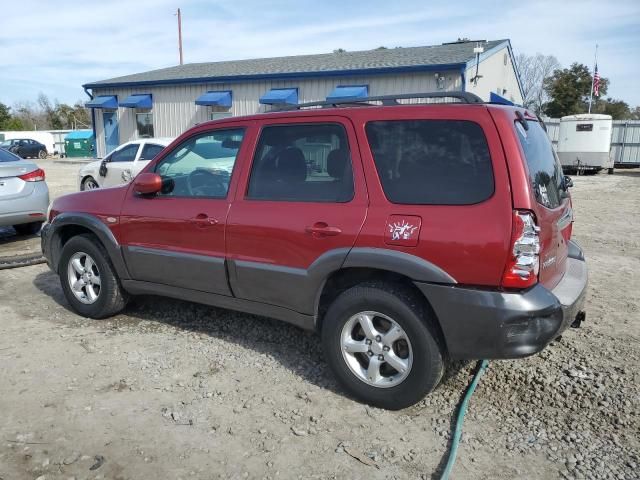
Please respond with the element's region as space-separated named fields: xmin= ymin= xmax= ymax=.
xmin=593 ymin=64 xmax=600 ymax=97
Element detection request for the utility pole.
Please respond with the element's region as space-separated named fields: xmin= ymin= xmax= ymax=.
xmin=177 ymin=8 xmax=184 ymax=65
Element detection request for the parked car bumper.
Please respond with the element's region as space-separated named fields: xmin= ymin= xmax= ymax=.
xmin=0 ymin=181 xmax=49 ymax=227
xmin=415 ymin=241 xmax=588 ymax=359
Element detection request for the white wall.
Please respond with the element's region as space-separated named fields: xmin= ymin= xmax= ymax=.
xmin=91 ymin=70 xmax=461 ymax=157
xmin=465 ymin=45 xmax=523 ymax=104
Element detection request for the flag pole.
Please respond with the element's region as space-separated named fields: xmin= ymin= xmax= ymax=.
xmin=588 ymin=44 xmax=598 ymax=114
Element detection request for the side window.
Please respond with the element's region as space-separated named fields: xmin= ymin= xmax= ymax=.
xmin=110 ymin=144 xmax=139 ymax=163
xmin=154 ymin=128 xmax=244 ymax=198
xmin=516 ymin=121 xmax=564 ymax=208
xmin=139 ymin=143 xmax=165 ymax=161
xmin=366 ymin=120 xmax=494 ymax=205
xmin=247 ymin=123 xmax=354 ymax=202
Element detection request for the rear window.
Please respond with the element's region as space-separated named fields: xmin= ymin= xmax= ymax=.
xmin=0 ymin=148 xmax=20 ymax=162
xmin=365 ymin=120 xmax=494 ymax=205
xmin=516 ymin=121 xmax=564 ymax=209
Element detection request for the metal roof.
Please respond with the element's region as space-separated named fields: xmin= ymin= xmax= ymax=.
xmin=84 ymin=39 xmax=508 ymax=89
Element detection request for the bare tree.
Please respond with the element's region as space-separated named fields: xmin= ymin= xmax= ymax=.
xmin=516 ymin=53 xmax=560 ymax=114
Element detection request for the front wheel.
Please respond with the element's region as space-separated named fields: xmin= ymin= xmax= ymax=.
xmin=38 ymin=149 xmax=47 ymax=159
xmin=322 ymin=282 xmax=444 ymax=410
xmin=59 ymin=234 xmax=128 ymax=318
xmin=81 ymin=176 xmax=100 ymax=190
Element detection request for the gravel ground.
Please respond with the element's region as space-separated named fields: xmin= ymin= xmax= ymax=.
xmin=0 ymin=163 xmax=638 ymax=479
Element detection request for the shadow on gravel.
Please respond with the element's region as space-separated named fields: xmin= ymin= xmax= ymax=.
xmin=33 ymin=270 xmax=341 ymax=395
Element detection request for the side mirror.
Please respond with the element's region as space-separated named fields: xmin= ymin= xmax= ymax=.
xmin=564 ymin=175 xmax=573 ymax=188
xmin=133 ymin=173 xmax=162 ymax=195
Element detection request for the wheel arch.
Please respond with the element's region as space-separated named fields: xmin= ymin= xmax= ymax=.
xmin=48 ymin=212 xmax=130 ymax=279
xmin=314 ymin=248 xmax=456 ymax=355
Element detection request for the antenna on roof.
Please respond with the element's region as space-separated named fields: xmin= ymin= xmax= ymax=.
xmin=469 ymin=42 xmax=484 ymax=85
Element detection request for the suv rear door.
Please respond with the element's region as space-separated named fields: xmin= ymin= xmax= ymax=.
xmin=225 ymin=115 xmax=368 ymax=314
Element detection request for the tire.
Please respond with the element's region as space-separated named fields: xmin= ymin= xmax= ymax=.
xmin=608 ymin=168 xmax=614 ymax=175
xmin=38 ymin=149 xmax=47 ymax=159
xmin=321 ymin=282 xmax=444 ymax=410
xmin=81 ymin=176 xmax=100 ymax=191
xmin=13 ymin=221 xmax=43 ymax=236
xmin=59 ymin=234 xmax=128 ymax=319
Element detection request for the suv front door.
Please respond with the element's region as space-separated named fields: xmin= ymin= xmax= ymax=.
xmin=226 ymin=117 xmax=368 ymax=314
xmin=118 ymin=126 xmax=248 ymax=295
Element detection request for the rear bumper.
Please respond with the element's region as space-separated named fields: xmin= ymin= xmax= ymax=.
xmin=0 ymin=181 xmax=49 ymax=226
xmin=415 ymin=243 xmax=588 ymax=359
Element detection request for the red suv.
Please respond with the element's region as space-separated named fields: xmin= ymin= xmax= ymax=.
xmin=42 ymin=93 xmax=588 ymax=410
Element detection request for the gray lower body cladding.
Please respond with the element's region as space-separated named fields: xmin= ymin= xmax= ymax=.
xmin=415 ymin=254 xmax=588 ymax=360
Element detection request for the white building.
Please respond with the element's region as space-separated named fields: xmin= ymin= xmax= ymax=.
xmin=83 ymin=39 xmax=524 ymax=158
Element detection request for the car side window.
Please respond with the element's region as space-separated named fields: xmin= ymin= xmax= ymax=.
xmin=246 ymin=123 xmax=354 ymax=202
xmin=110 ymin=144 xmax=139 ymax=163
xmin=154 ymin=128 xmax=245 ymax=198
xmin=140 ymin=143 xmax=165 ymax=161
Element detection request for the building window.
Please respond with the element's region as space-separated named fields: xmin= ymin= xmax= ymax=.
xmin=136 ymin=112 xmax=154 ymax=138
xmin=209 ymin=106 xmax=232 ymax=121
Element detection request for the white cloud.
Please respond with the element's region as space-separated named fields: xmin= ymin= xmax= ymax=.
xmin=1 ymin=0 xmax=638 ymax=106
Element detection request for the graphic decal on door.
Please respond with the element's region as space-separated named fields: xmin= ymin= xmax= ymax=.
xmin=385 ymin=215 xmax=422 ymax=246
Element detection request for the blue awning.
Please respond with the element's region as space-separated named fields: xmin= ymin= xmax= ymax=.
xmin=85 ymin=95 xmax=118 ymax=109
xmin=195 ymin=91 xmax=232 ymax=107
xmin=490 ymin=92 xmax=515 ymax=106
xmin=326 ymin=85 xmax=368 ymax=102
xmin=259 ymin=88 xmax=298 ymax=105
xmin=119 ymin=94 xmax=153 ymax=109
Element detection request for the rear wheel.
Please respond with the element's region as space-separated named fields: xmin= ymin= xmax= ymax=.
xmin=321 ymin=282 xmax=444 ymax=410
xmin=13 ymin=222 xmax=43 ymax=236
xmin=38 ymin=149 xmax=47 ymax=159
xmin=81 ymin=176 xmax=100 ymax=190
xmin=59 ymin=234 xmax=128 ymax=318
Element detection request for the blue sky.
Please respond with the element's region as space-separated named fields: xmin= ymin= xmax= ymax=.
xmin=1 ymin=0 xmax=639 ymax=107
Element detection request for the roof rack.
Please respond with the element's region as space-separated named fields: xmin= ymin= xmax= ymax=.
xmin=275 ymin=92 xmax=484 ymax=111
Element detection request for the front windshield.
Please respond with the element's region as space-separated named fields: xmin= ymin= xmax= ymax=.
xmin=0 ymin=140 xmax=12 ymax=147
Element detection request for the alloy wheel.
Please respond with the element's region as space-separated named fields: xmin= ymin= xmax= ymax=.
xmin=340 ymin=311 xmax=413 ymax=388
xmin=67 ymin=252 xmax=101 ymax=304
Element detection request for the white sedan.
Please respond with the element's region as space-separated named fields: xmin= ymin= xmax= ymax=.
xmin=78 ymin=138 xmax=173 ymax=190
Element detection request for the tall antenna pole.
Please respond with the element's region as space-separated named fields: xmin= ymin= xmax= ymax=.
xmin=588 ymin=44 xmax=598 ymax=114
xmin=177 ymin=8 xmax=184 ymax=65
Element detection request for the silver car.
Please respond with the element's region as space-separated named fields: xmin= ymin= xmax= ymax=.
xmin=0 ymin=148 xmax=49 ymax=235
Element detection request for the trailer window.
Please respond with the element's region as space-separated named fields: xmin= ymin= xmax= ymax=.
xmin=516 ymin=120 xmax=564 ymax=209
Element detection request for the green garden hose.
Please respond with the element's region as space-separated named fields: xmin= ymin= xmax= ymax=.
xmin=440 ymin=359 xmax=490 ymax=480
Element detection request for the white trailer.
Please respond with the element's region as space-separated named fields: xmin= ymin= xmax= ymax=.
xmin=557 ymin=114 xmax=614 ymax=174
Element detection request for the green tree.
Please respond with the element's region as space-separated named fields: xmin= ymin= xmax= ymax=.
xmin=0 ymin=102 xmax=11 ymax=129
xmin=4 ymin=117 xmax=25 ymax=130
xmin=543 ymin=63 xmax=609 ymax=117
xmin=595 ymin=98 xmax=631 ymax=119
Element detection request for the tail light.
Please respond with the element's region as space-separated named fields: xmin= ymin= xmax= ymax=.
xmin=502 ymin=210 xmax=540 ymax=289
xmin=19 ymin=168 xmax=45 ymax=182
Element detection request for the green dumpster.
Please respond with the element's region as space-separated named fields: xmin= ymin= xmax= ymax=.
xmin=64 ymin=130 xmax=95 ymax=158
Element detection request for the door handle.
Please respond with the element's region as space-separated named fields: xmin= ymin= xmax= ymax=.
xmin=189 ymin=214 xmax=218 ymax=227
xmin=305 ymin=222 xmax=342 ymax=237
